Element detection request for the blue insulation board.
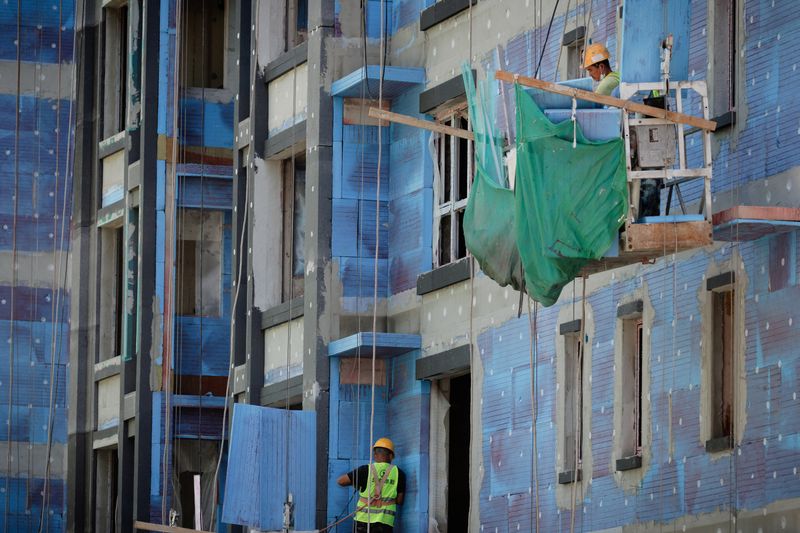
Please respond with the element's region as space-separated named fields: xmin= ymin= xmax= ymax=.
xmin=620 ymin=0 xmax=691 ymax=83
xmin=222 ymin=404 xmax=316 ymax=531
xmin=0 ymin=1 xmax=73 ymax=529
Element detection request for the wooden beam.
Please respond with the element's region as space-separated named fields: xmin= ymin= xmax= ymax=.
xmin=623 ymin=221 xmax=712 ymax=253
xmin=495 ymin=70 xmax=717 ymax=132
xmin=134 ymin=521 xmax=213 ymax=533
xmin=712 ymin=205 xmax=800 ymax=226
xmin=368 ymin=107 xmax=475 ymax=140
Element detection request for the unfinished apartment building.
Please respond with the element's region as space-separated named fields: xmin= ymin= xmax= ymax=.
xmin=62 ymin=0 xmax=800 ymax=532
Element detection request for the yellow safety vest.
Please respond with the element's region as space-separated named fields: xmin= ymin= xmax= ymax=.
xmin=355 ymin=462 xmax=399 ymax=527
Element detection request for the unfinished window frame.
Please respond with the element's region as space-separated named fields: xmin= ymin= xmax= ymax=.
xmin=282 ymin=156 xmax=306 ymax=303
xmin=285 ymin=0 xmax=308 ymax=51
xmin=180 ymin=0 xmax=228 ymax=90
xmin=98 ymin=223 xmax=126 ymax=362
xmin=433 ymin=104 xmax=473 ymax=268
xmin=175 ymin=208 xmax=224 ymax=318
xmin=709 ymin=0 xmax=739 ymax=125
xmin=102 ymin=1 xmax=129 ymax=139
xmin=704 ymin=271 xmax=737 ymax=453
xmin=560 ymin=25 xmax=586 ymax=82
xmin=558 ymin=319 xmax=584 ymax=484
xmin=614 ymin=299 xmax=648 ymax=472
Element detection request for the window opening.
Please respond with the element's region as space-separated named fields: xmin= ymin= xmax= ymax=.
xmin=445 ymin=373 xmax=470 ymax=531
xmin=711 ymin=0 xmax=737 ymax=119
xmin=282 ymin=157 xmax=305 ymax=302
xmin=103 ymin=4 xmax=128 ymax=137
xmin=182 ymin=0 xmax=226 ymax=89
xmin=710 ymin=288 xmax=734 ymax=441
xmin=176 ymin=209 xmax=223 ymax=317
xmin=561 ymin=26 xmax=586 ymax=81
xmin=286 ymin=0 xmax=308 ymax=50
xmin=619 ymin=317 xmax=644 ymax=460
xmin=434 ymin=112 xmax=473 ymax=267
xmin=94 ymin=449 xmax=119 ymax=532
xmin=563 ymin=332 xmax=582 ymax=476
xmin=114 ymin=227 xmax=125 ymax=357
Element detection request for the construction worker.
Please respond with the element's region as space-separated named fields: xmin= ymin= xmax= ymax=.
xmin=583 ymin=43 xmax=619 ymax=96
xmin=337 ymin=437 xmax=406 ymax=532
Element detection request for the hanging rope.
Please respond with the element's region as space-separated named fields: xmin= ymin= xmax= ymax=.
xmin=569 ymin=276 xmax=586 ymax=533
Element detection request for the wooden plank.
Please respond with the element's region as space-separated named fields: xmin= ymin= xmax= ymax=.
xmin=495 ymin=70 xmax=717 ymax=131
xmin=712 ymin=205 xmax=800 ymax=226
xmin=623 ymin=221 xmax=712 ymax=252
xmin=134 ymin=521 xmax=213 ymax=533
xmin=368 ymin=107 xmax=475 ymax=140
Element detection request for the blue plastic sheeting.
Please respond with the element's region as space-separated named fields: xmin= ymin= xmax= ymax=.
xmin=542 ymin=108 xmax=622 ymax=142
xmin=525 ymin=78 xmax=602 ymax=110
xmin=222 ymin=404 xmax=316 ymax=531
xmin=331 ymin=65 xmax=425 ymax=98
xmin=620 ymin=0 xmax=691 ymax=83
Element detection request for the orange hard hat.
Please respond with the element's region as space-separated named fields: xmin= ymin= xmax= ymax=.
xmin=583 ymin=43 xmax=610 ymax=69
xmin=373 ymin=437 xmax=395 ymax=454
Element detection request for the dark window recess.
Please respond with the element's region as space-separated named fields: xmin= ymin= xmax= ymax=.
xmin=103 ymin=4 xmax=129 ymax=136
xmin=287 ymin=0 xmax=308 ymax=49
xmin=709 ymin=288 xmax=734 ymax=443
xmin=282 ymin=157 xmax=306 ymax=302
xmin=619 ymin=315 xmax=644 ymax=467
xmin=114 ymin=227 xmax=125 ymax=357
xmin=446 ymin=374 xmax=471 ymax=531
xmin=563 ymin=333 xmax=583 ymax=475
xmin=182 ymin=0 xmax=226 ymax=89
xmin=710 ymin=0 xmax=737 ymax=124
xmin=438 ymin=214 xmax=452 ymax=266
xmin=178 ymin=472 xmax=203 ymax=528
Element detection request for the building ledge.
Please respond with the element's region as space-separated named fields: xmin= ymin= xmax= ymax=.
xmin=713 ymin=205 xmax=800 ymax=241
xmin=331 ymin=65 xmax=426 ymax=98
xmin=615 ymin=455 xmax=642 ymax=471
xmin=558 ymin=469 xmax=582 ymax=484
xmin=328 ymin=332 xmax=421 ymax=358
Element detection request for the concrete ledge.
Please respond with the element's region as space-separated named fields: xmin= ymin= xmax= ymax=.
xmin=328 ymin=332 xmax=421 ymax=358
xmin=416 ymin=344 xmax=470 ymax=380
xmin=420 ymin=0 xmax=476 ymax=31
xmin=98 ymin=131 xmax=126 ymax=158
xmin=558 ymin=469 xmax=581 ymax=484
xmin=559 ymin=319 xmax=582 ymax=335
xmin=261 ymin=375 xmax=303 ymax=407
xmin=615 ymin=455 xmax=642 ymax=471
xmin=123 ymin=392 xmax=136 ymax=421
xmin=705 ymin=435 xmax=733 ymax=453
xmin=94 ymin=355 xmax=122 ymax=381
xmin=265 ymin=41 xmax=308 ymax=82
xmin=417 ymin=258 xmax=471 ymax=295
xmin=265 ymin=121 xmax=306 ymax=160
xmin=617 ymin=300 xmax=643 ymax=318
xmin=706 ymin=271 xmax=735 ymax=291
xmin=92 ymin=427 xmax=118 ymax=450
xmin=261 ymin=297 xmax=305 ymax=330
xmin=97 ymin=200 xmax=125 ymax=228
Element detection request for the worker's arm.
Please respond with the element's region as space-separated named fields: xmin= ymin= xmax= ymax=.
xmin=396 ymin=492 xmax=405 ymax=505
xmin=336 ymin=473 xmax=352 ymax=487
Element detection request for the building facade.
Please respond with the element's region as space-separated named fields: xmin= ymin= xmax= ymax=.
xmin=66 ymin=0 xmax=800 ymax=532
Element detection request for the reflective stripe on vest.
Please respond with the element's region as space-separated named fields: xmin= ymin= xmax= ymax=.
xmin=355 ymin=463 xmax=399 ymax=526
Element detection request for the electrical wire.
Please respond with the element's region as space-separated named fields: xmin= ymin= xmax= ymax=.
xmin=534 ymin=0 xmax=561 ymax=78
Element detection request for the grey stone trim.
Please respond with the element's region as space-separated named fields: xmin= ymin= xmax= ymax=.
xmin=419 ymin=71 xmax=474 ymax=114
xmin=617 ymin=300 xmax=644 ymax=318
xmin=706 ymin=271 xmax=735 ymax=291
xmin=261 ymin=297 xmax=305 ymax=330
xmin=261 ymin=375 xmax=304 ymax=407
xmin=416 ymin=344 xmax=471 ymax=380
xmin=265 ymin=41 xmax=308 ymax=82
xmin=705 ymin=435 xmax=733 ymax=453
xmin=558 ymin=469 xmax=582 ymax=484
xmin=265 ymin=121 xmax=307 ymax=160
xmin=416 ymin=258 xmax=472 ymax=295
xmin=420 ymin=0 xmax=477 ymax=31
xmin=559 ymin=319 xmax=583 ymax=335
xmin=615 ymin=455 xmax=642 ymax=471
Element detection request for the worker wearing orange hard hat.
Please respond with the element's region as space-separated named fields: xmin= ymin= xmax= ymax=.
xmin=584 ymin=43 xmax=620 ymax=96
xmin=337 ymin=437 xmax=406 ymax=532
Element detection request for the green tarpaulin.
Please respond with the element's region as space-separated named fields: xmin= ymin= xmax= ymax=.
xmin=462 ymin=67 xmax=628 ymax=306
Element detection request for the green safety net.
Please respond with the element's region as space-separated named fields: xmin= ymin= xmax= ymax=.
xmin=462 ymin=66 xmax=628 ymax=306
